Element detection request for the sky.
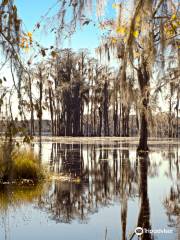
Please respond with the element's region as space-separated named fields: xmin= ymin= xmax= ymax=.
xmin=15 ymin=0 xmax=107 ymax=53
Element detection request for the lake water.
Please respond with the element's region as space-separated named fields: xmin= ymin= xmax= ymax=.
xmin=0 ymin=138 xmax=179 ymax=240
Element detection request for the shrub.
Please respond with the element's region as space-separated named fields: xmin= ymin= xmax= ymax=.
xmin=12 ymin=149 xmax=45 ymax=182
xmin=0 ymin=143 xmax=45 ymax=183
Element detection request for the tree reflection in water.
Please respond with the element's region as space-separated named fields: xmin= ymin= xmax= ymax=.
xmin=0 ymin=142 xmax=179 ymax=240
xmin=38 ymin=143 xmax=138 ymax=224
xmin=35 ymin=142 xmax=179 ymax=239
xmin=137 ymin=152 xmax=152 ymax=240
xmin=164 ymin=145 xmax=180 ymax=240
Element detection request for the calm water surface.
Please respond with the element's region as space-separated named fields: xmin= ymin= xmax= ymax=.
xmin=0 ymin=139 xmax=179 ymax=240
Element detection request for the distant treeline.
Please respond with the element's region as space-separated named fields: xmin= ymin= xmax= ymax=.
xmin=1 ymin=114 xmax=179 ymax=138
xmin=0 ymin=49 xmax=179 ymax=141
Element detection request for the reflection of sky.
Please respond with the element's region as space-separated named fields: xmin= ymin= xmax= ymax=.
xmin=0 ymin=141 xmax=179 ymax=240
xmin=0 ymin=143 xmax=179 ymax=240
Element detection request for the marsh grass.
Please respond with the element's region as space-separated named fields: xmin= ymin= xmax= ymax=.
xmin=0 ymin=143 xmax=46 ymax=183
xmin=12 ymin=149 xmax=45 ymax=182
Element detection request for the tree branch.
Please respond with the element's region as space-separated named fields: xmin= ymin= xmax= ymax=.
xmin=153 ymin=0 xmax=165 ymax=17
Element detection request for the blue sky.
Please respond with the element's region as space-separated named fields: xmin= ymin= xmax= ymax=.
xmin=15 ymin=0 xmax=117 ymax=54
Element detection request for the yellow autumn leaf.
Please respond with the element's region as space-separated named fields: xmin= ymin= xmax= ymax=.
xmin=24 ymin=44 xmax=29 ymax=52
xmin=123 ymin=36 xmax=128 ymax=44
xmin=111 ymin=37 xmax=117 ymax=44
xmin=19 ymin=43 xmax=24 ymax=48
xmin=116 ymin=26 xmax=126 ymax=35
xmin=136 ymin=16 xmax=141 ymax=23
xmin=165 ymin=28 xmax=174 ymax=38
xmin=171 ymin=14 xmax=176 ymax=21
xmin=27 ymin=32 xmax=32 ymax=37
xmin=172 ymin=21 xmax=178 ymax=29
xmin=135 ymin=16 xmax=141 ymax=27
xmin=133 ymin=30 xmax=139 ymax=38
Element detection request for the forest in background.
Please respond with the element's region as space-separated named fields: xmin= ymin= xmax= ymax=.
xmin=0 ymin=0 xmax=179 ymax=151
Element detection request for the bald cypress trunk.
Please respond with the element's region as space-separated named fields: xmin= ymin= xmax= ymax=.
xmin=99 ymin=106 xmax=102 ymax=136
xmin=137 ymin=63 xmax=150 ymax=152
xmin=103 ymin=81 xmax=109 ymax=136
xmin=73 ymin=84 xmax=81 ymax=136
xmin=49 ymin=87 xmax=54 ymax=136
xmin=138 ymin=106 xmax=148 ymax=151
xmin=113 ymin=100 xmax=118 ymax=136
xmin=168 ymin=89 xmax=173 ymax=138
xmin=176 ymin=95 xmax=179 ymax=138
xmin=28 ymin=74 xmax=35 ymax=136
xmin=38 ymin=68 xmax=43 ymax=138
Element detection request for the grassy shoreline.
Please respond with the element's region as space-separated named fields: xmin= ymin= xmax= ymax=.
xmin=0 ymin=143 xmax=46 ymax=184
